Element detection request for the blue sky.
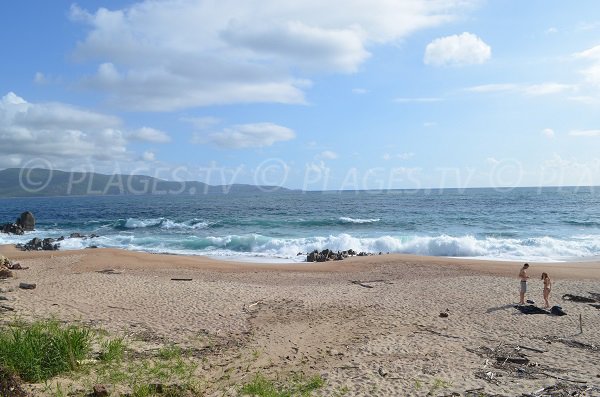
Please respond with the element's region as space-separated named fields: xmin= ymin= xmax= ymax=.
xmin=1 ymin=0 xmax=600 ymax=190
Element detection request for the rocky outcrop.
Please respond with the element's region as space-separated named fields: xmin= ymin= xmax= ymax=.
xmin=1 ymin=211 xmax=35 ymax=235
xmin=16 ymin=211 xmax=35 ymax=231
xmin=1 ymin=223 xmax=24 ymax=235
xmin=16 ymin=237 xmax=59 ymax=251
xmin=306 ymin=249 xmax=358 ymax=262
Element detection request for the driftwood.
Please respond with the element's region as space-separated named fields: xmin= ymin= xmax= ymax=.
xmin=517 ymin=345 xmax=547 ymax=354
xmin=96 ymin=269 xmax=121 ymax=275
xmin=0 ymin=304 xmax=14 ymax=311
xmin=416 ymin=325 xmax=462 ymax=340
xmin=496 ymin=356 xmax=529 ymax=365
xmin=18 ymin=283 xmax=36 ymax=290
xmin=171 ymin=278 xmax=193 ymax=281
xmin=350 ymin=279 xmax=390 ymax=288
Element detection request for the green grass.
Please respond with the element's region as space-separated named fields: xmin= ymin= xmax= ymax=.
xmin=0 ymin=319 xmax=92 ymax=382
xmin=240 ymin=373 xmax=324 ymax=397
xmin=98 ymin=337 xmax=126 ymax=362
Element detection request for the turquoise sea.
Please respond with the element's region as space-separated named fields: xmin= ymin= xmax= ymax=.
xmin=1 ymin=187 xmax=600 ymax=262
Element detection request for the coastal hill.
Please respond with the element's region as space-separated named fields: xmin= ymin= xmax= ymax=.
xmin=0 ymin=168 xmax=290 ymax=197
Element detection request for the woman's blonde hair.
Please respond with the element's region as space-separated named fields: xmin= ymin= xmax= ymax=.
xmin=541 ymin=272 xmax=549 ymax=280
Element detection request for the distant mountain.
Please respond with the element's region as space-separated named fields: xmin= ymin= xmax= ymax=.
xmin=0 ymin=168 xmax=290 ymax=197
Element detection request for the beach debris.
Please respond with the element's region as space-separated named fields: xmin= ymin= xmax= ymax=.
xmin=562 ymin=293 xmax=597 ymax=303
xmin=524 ymin=381 xmax=600 ymax=396
xmin=541 ymin=336 xmax=598 ymax=351
xmin=350 ymin=279 xmax=391 ymax=289
xmin=18 ymin=282 xmax=36 ymax=290
xmin=590 ymin=304 xmax=600 ymax=310
xmin=96 ymin=269 xmax=121 ymax=275
xmin=416 ymin=325 xmax=461 ymax=340
xmin=439 ymin=311 xmax=449 ymax=318
xmin=0 ymin=304 xmax=15 ymax=311
xmin=171 ymin=278 xmax=193 ymax=281
xmin=377 ymin=366 xmax=388 ymax=377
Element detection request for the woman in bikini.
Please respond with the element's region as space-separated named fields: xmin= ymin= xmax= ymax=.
xmin=541 ymin=272 xmax=552 ymax=308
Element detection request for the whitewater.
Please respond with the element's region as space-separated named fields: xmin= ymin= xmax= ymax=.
xmin=1 ymin=187 xmax=600 ymax=262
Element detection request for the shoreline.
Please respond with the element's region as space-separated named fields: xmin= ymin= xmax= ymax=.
xmin=2 ymin=244 xmax=600 ymax=279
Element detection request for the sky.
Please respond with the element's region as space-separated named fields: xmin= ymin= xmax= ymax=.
xmin=1 ymin=0 xmax=600 ymax=190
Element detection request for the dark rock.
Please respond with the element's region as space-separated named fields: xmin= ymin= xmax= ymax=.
xmin=0 ymin=366 xmax=28 ymax=397
xmin=18 ymin=283 xmax=36 ymax=290
xmin=18 ymin=237 xmax=60 ymax=251
xmin=93 ymin=384 xmax=109 ymax=397
xmin=57 ymin=236 xmax=65 ymax=241
xmin=70 ymin=232 xmax=84 ymax=238
xmin=16 ymin=211 xmax=35 ymax=231
xmin=89 ymin=233 xmax=99 ymax=239
xmin=1 ymin=223 xmax=24 ymax=235
xmin=439 ymin=312 xmax=449 ymax=318
xmin=0 ymin=269 xmax=13 ymax=279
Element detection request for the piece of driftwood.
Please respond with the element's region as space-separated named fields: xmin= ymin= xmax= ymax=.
xmin=0 ymin=304 xmax=14 ymax=311
xmin=97 ymin=269 xmax=121 ymax=275
xmin=171 ymin=278 xmax=192 ymax=281
xmin=350 ymin=280 xmax=374 ymax=288
xmin=417 ymin=326 xmax=462 ymax=340
xmin=539 ymin=372 xmax=588 ymax=384
xmin=517 ymin=345 xmax=547 ymax=354
xmin=496 ymin=356 xmax=529 ymax=365
xmin=18 ymin=282 xmax=36 ymax=290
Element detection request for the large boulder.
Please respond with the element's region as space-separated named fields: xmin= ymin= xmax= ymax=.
xmin=16 ymin=211 xmax=35 ymax=231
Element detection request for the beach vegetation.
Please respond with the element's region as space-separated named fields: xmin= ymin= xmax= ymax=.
xmin=0 ymin=319 xmax=91 ymax=382
xmin=240 ymin=372 xmax=324 ymax=397
xmin=98 ymin=337 xmax=126 ymax=362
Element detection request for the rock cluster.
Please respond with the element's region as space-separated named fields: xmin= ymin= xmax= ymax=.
xmin=304 ymin=249 xmax=385 ymax=262
xmin=1 ymin=211 xmax=35 ymax=235
xmin=306 ymin=249 xmax=359 ymax=262
xmin=16 ymin=237 xmax=59 ymax=251
xmin=14 ymin=233 xmax=98 ymax=251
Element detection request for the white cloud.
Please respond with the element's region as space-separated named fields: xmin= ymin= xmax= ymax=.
xmin=466 ymin=82 xmax=575 ymax=96
xmin=574 ymin=45 xmax=600 ymax=87
xmin=395 ymin=97 xmax=443 ymax=103
xmin=352 ymin=88 xmax=368 ymax=94
xmin=0 ymin=92 xmax=129 ymax=165
xmin=142 ymin=151 xmax=156 ymax=161
xmin=569 ymin=129 xmax=600 ymax=137
xmin=424 ymin=32 xmax=491 ymax=67
xmin=542 ymin=128 xmax=555 ymax=138
xmin=382 ymin=152 xmax=414 ymax=161
xmin=545 ymin=27 xmax=558 ymax=34
xmin=129 ymin=127 xmax=171 ymax=143
xmin=70 ymin=1 xmax=476 ymax=110
xmin=181 ymin=116 xmax=221 ymax=130
xmin=423 ymin=121 xmax=437 ymax=127
xmin=195 ymin=122 xmax=296 ymax=149
xmin=318 ymin=150 xmax=339 ymax=160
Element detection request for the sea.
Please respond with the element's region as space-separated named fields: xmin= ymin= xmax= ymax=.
xmin=1 ymin=187 xmax=600 ymax=263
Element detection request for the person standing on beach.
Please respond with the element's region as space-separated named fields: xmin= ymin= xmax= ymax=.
xmin=541 ymin=272 xmax=552 ymax=308
xmin=519 ymin=263 xmax=530 ymax=304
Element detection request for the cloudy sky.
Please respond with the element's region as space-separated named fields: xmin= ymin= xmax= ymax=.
xmin=1 ymin=0 xmax=600 ymax=189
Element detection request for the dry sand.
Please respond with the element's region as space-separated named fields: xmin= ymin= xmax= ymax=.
xmin=1 ymin=245 xmax=600 ymax=396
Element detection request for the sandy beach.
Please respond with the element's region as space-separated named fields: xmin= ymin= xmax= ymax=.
xmin=1 ymin=245 xmax=600 ymax=396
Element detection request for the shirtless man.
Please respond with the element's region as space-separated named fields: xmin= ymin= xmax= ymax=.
xmin=519 ymin=263 xmax=530 ymax=304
